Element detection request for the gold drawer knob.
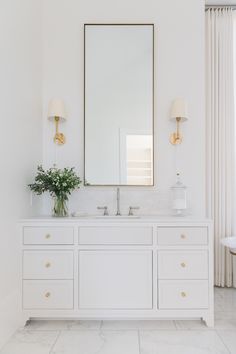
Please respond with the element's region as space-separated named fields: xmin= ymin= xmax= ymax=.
xmin=45 ymin=262 xmax=51 ymax=268
xmin=45 ymin=292 xmax=51 ymax=298
xmin=180 ymin=234 xmax=186 ymax=239
xmin=45 ymin=234 xmax=51 ymax=239
xmin=181 ymin=291 xmax=187 ymax=298
xmin=181 ymin=262 xmax=186 ymax=268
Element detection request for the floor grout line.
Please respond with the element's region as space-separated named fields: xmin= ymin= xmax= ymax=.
xmin=100 ymin=321 xmax=103 ymax=330
xmin=214 ymin=330 xmax=232 ymax=354
xmin=173 ymin=320 xmax=178 ymax=330
xmin=137 ymin=329 xmax=141 ymax=354
xmin=49 ymin=330 xmax=61 ymax=354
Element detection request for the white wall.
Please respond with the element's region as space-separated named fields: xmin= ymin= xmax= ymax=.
xmin=0 ymin=0 xmax=42 ymax=347
xmin=42 ymin=0 xmax=205 ymax=216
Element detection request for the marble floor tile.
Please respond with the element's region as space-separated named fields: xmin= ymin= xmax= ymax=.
xmin=215 ymin=311 xmax=236 ymax=320
xmin=214 ymin=287 xmax=236 ymax=312
xmin=102 ymin=320 xmax=176 ymax=330
xmin=0 ymin=330 xmax=59 ymax=354
xmin=25 ymin=320 xmax=101 ymax=331
xmin=217 ymin=330 xmax=236 ymax=354
xmin=51 ymin=330 xmax=139 ymax=354
xmin=67 ymin=320 xmax=102 ymax=330
xmin=175 ymin=319 xmax=211 ymax=330
xmin=139 ymin=330 xmax=229 ymax=354
xmin=2 ymin=288 xmax=236 ymax=353
xmin=215 ymin=319 xmax=236 ymax=329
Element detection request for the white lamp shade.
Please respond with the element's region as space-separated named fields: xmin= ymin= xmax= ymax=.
xmin=48 ymin=99 xmax=67 ymax=121
xmin=170 ymin=98 xmax=188 ymax=122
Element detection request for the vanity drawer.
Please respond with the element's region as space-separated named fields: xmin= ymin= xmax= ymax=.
xmin=157 ymin=227 xmax=208 ymax=245
xmin=23 ymin=227 xmax=74 ymax=245
xmin=158 ymin=280 xmax=209 ymax=309
xmin=23 ymin=251 xmax=74 ymax=279
xmin=23 ymin=280 xmax=73 ymax=309
xmin=158 ymin=251 xmax=208 ymax=279
xmin=78 ymin=227 xmax=153 ymax=245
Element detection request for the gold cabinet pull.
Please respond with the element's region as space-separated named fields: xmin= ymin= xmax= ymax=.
xmin=181 ymin=262 xmax=186 ymax=268
xmin=45 ymin=234 xmax=51 ymax=239
xmin=45 ymin=262 xmax=51 ymax=268
xmin=180 ymin=234 xmax=186 ymax=239
xmin=181 ymin=291 xmax=187 ymax=298
xmin=45 ymin=292 xmax=51 ymax=298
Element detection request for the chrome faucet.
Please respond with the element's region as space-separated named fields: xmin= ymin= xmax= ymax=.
xmin=116 ymin=188 xmax=121 ymax=216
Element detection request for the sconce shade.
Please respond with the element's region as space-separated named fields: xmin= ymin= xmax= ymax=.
xmin=48 ymin=99 xmax=67 ymax=122
xmin=170 ymin=98 xmax=188 ymax=122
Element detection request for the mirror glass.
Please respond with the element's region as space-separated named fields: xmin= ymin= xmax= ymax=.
xmin=84 ymin=24 xmax=154 ymax=186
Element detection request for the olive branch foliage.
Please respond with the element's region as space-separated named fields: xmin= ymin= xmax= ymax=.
xmin=29 ymin=165 xmax=82 ymax=200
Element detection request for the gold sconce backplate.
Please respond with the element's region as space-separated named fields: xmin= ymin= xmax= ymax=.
xmin=54 ymin=133 xmax=66 ymax=145
xmin=170 ymin=117 xmax=182 ymax=145
xmin=170 ymin=132 xmax=182 ymax=145
xmin=54 ymin=116 xmax=66 ymax=145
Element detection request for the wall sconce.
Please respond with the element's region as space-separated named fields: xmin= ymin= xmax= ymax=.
xmin=48 ymin=99 xmax=67 ymax=145
xmin=169 ymin=98 xmax=188 ymax=145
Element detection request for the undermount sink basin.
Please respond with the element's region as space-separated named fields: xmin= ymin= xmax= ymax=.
xmin=221 ymin=237 xmax=236 ymax=254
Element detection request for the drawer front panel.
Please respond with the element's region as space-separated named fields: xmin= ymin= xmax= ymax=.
xmin=158 ymin=251 xmax=208 ymax=279
xmin=23 ymin=251 xmax=74 ymax=279
xmin=79 ymin=227 xmax=153 ymax=245
xmin=23 ymin=227 xmax=74 ymax=245
xmin=159 ymin=280 xmax=209 ymax=309
xmin=157 ymin=227 xmax=208 ymax=245
xmin=23 ymin=280 xmax=73 ymax=309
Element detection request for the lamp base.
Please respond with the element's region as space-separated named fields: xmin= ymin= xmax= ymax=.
xmin=170 ymin=133 xmax=182 ymax=145
xmin=54 ymin=133 xmax=66 ymax=145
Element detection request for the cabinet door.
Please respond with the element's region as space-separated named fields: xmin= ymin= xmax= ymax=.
xmin=79 ymin=250 xmax=153 ymax=309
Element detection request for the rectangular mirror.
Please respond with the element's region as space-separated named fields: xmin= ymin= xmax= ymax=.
xmin=84 ymin=24 xmax=154 ymax=186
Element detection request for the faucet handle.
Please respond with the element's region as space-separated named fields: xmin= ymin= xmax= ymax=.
xmin=97 ymin=206 xmax=109 ymax=216
xmin=128 ymin=206 xmax=140 ymax=216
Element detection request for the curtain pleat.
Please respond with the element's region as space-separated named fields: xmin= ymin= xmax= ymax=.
xmin=206 ymin=8 xmax=235 ymax=287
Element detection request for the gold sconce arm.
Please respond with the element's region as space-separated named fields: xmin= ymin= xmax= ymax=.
xmin=48 ymin=99 xmax=67 ymax=145
xmin=54 ymin=116 xmax=66 ymax=145
xmin=170 ymin=117 xmax=182 ymax=145
xmin=169 ymin=98 xmax=188 ymax=145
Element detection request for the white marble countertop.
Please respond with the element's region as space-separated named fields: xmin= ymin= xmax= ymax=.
xmin=19 ymin=214 xmax=213 ymax=224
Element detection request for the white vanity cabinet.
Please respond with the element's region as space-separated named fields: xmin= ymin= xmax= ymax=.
xmin=19 ymin=218 xmax=214 ymax=327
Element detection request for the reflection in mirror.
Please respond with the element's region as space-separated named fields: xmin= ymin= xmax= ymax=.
xmin=84 ymin=24 xmax=154 ymax=186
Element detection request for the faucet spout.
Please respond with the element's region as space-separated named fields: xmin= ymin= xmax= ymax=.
xmin=116 ymin=187 xmax=121 ymax=216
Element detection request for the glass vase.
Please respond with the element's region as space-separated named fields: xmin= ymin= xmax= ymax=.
xmin=53 ymin=195 xmax=68 ymax=217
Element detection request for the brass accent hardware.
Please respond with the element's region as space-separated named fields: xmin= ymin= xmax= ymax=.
xmin=169 ymin=99 xmax=188 ymax=145
xmin=48 ymin=99 xmax=67 ymax=145
xmin=170 ymin=117 xmax=182 ymax=145
xmin=181 ymin=262 xmax=186 ymax=268
xmin=45 ymin=234 xmax=51 ymax=239
xmin=181 ymin=291 xmax=187 ymax=298
xmin=45 ymin=292 xmax=51 ymax=298
xmin=45 ymin=262 xmax=51 ymax=268
xmin=54 ymin=116 xmax=66 ymax=145
xmin=180 ymin=234 xmax=186 ymax=239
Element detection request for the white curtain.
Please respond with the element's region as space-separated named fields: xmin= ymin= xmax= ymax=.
xmin=206 ymin=8 xmax=236 ymax=287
